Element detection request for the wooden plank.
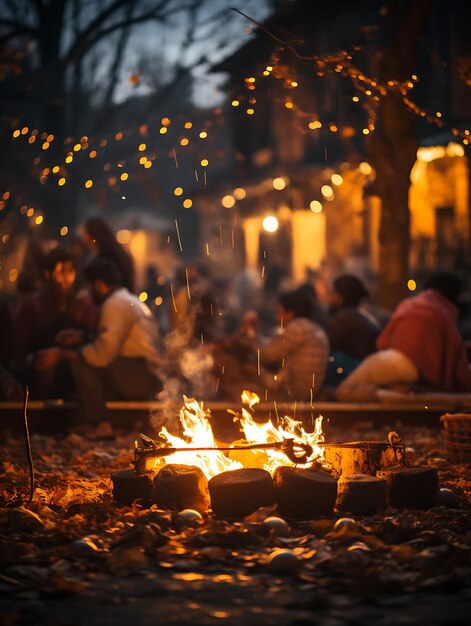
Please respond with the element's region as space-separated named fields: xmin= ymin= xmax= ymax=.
xmin=0 ymin=399 xmax=466 ymax=412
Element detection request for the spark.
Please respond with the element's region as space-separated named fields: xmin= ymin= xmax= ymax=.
xmin=257 ymin=349 xmax=261 ymax=376
xmin=185 ymin=267 xmax=191 ymax=301
xmin=175 ymin=219 xmax=183 ymax=252
xmin=173 ymin=147 xmax=179 ymax=169
xmin=170 ymin=283 xmax=177 ymax=312
xmin=194 ymin=169 xmax=199 ymax=182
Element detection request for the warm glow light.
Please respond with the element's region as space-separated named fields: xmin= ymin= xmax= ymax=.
xmin=233 ymin=187 xmax=246 ymax=200
xmin=199 ymin=131 xmax=207 ymax=139
xmin=12 ymin=130 xmax=20 ymax=138
xmin=73 ymin=143 xmax=81 ymax=151
xmin=116 ymin=230 xmax=132 ymax=244
xmin=362 ymin=128 xmax=370 ymax=135
xmin=285 ymin=102 xmax=294 ymax=109
xmin=331 ymin=174 xmax=343 ymax=186
xmin=321 ymin=185 xmax=334 ymax=199
xmin=144 ymin=161 xmax=152 ymax=168
xmin=247 ymin=108 xmax=255 ymax=115
xmin=26 ymin=207 xmax=34 ymax=217
xmin=310 ymin=200 xmax=323 ymax=213
xmin=180 ymin=137 xmax=189 ymax=146
xmin=174 ymin=187 xmax=183 ymax=196
xmin=221 ymin=195 xmax=235 ymax=208
xmin=308 ymin=120 xmax=322 ymax=129
xmin=183 ymin=199 xmax=193 ymax=208
xmin=184 ymin=122 xmax=192 ymax=129
xmin=200 ymin=159 xmax=208 ymax=167
xmin=35 ymin=215 xmax=43 ymax=225
xmin=9 ymin=269 xmax=18 ymax=282
xmin=231 ymin=100 xmax=240 ymax=107
xmin=159 ymin=127 xmax=167 ymax=134
xmin=65 ymin=155 xmax=73 ymax=163
xmin=262 ymin=216 xmax=279 ymax=232
xmin=85 ymin=179 xmax=93 ymax=188
xmin=139 ymin=156 xmax=147 ymax=165
xmin=138 ymin=143 xmax=146 ymax=151
xmin=407 ymin=279 xmax=417 ymax=291
xmin=139 ymin=292 xmax=148 ymax=302
xmin=154 ymin=296 xmax=163 ymax=306
xmin=120 ymin=172 xmax=128 ymax=181
xmin=58 ymin=177 xmax=66 ymax=186
xmin=60 ymin=226 xmax=68 ymax=236
xmin=359 ymin=161 xmax=372 ymax=175
xmin=273 ymin=177 xmax=287 ymax=190
xmin=161 ymin=117 xmax=171 ymax=126
xmin=52 ymin=165 xmax=60 ymax=174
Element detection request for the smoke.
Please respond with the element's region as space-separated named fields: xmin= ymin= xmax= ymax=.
xmin=150 ymin=307 xmax=215 ymax=434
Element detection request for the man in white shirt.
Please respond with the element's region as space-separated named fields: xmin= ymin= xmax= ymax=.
xmin=35 ymin=259 xmax=162 ymax=433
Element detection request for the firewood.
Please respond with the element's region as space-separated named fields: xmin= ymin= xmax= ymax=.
xmin=272 ymin=466 xmax=337 ymax=518
xmin=208 ymin=468 xmax=276 ymax=518
xmin=153 ymin=464 xmax=210 ymax=512
xmin=324 ymin=441 xmax=398 ymax=476
xmin=336 ymin=473 xmax=387 ymax=515
xmin=111 ymin=469 xmax=154 ymax=506
xmin=376 ymin=465 xmax=438 ymax=509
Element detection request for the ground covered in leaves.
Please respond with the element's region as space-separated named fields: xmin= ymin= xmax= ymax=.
xmin=1 ymin=418 xmax=470 ymax=626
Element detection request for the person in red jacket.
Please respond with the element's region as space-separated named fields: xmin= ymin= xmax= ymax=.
xmin=336 ymin=271 xmax=471 ymax=401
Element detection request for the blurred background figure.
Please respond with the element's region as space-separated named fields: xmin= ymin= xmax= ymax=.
xmin=169 ymin=261 xmax=221 ymax=345
xmin=325 ymin=273 xmax=381 ymax=387
xmin=82 ymin=217 xmax=135 ymax=293
xmin=16 ymin=245 xmax=99 ymax=398
xmin=0 ymin=297 xmax=22 ymax=400
xmin=16 ymin=238 xmax=47 ymax=295
xmin=336 ymin=270 xmax=471 ymax=401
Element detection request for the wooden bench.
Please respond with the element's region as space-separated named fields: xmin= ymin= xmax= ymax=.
xmin=1 ymin=392 xmax=470 ymax=434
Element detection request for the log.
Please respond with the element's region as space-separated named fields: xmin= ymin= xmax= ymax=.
xmin=111 ymin=469 xmax=154 ymax=506
xmin=336 ymin=474 xmax=387 ymax=515
xmin=376 ymin=465 xmax=438 ymax=509
xmin=272 ymin=466 xmax=337 ymax=518
xmin=209 ymin=468 xmax=276 ymax=518
xmin=153 ymin=464 xmax=210 ymax=512
xmin=324 ymin=441 xmax=398 ymax=476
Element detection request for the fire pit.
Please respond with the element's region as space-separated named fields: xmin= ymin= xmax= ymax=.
xmin=111 ymin=392 xmax=439 ymax=517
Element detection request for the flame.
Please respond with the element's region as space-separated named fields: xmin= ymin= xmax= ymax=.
xmin=155 ymin=392 xmax=324 ymax=480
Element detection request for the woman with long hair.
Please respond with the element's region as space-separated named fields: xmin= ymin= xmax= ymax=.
xmin=82 ymin=217 xmax=135 ymax=293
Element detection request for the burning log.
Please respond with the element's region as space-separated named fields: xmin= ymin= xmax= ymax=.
xmin=209 ymin=468 xmax=276 ymax=518
xmin=111 ymin=469 xmax=154 ymax=506
xmin=376 ymin=465 xmax=439 ymax=509
xmin=323 ymin=441 xmax=400 ymax=476
xmin=272 ymin=467 xmax=337 ymax=518
xmin=153 ymin=464 xmax=210 ymax=512
xmin=336 ymin=474 xmax=387 ymax=515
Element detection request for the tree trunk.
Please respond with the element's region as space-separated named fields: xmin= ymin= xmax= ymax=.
xmin=368 ymin=0 xmax=434 ymax=310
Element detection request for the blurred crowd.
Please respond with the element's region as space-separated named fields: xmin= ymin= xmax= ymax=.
xmin=1 ymin=216 xmax=471 ymax=437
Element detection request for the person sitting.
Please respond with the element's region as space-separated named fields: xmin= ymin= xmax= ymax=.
xmin=34 ymin=259 xmax=162 ymax=437
xmin=210 ymin=287 xmax=330 ymax=402
xmin=325 ymin=274 xmax=381 ymax=387
xmin=16 ymin=246 xmax=99 ymax=398
xmin=336 ymin=271 xmax=471 ymax=402
xmin=82 ymin=216 xmax=135 ymax=293
xmin=259 ymin=287 xmax=330 ymax=401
